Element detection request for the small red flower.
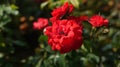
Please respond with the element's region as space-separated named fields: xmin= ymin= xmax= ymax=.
xmin=89 ymin=15 xmax=108 ymax=27
xmin=44 ymin=19 xmax=83 ymax=53
xmin=51 ymin=2 xmax=74 ymax=21
xmin=33 ymin=18 xmax=48 ymax=30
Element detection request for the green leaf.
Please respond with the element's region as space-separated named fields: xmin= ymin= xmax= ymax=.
xmin=87 ymin=53 xmax=99 ymax=63
xmin=40 ymin=1 xmax=49 ymax=9
xmin=58 ymin=54 xmax=66 ymax=67
xmin=0 ymin=9 xmax=3 ymax=16
xmin=10 ymin=4 xmax=19 ymax=9
xmin=69 ymin=0 xmax=79 ymax=8
xmin=81 ymin=44 xmax=88 ymax=52
xmin=12 ymin=40 xmax=27 ymax=46
xmin=39 ymin=35 xmax=48 ymax=43
xmin=35 ymin=58 xmax=43 ymax=67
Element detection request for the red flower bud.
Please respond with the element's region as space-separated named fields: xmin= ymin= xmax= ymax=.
xmin=33 ymin=18 xmax=48 ymax=30
xmin=89 ymin=15 xmax=108 ymax=27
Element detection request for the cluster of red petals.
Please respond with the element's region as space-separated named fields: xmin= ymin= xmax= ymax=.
xmin=89 ymin=15 xmax=108 ymax=27
xmin=44 ymin=2 xmax=86 ymax=53
xmin=44 ymin=19 xmax=83 ymax=53
xmin=50 ymin=2 xmax=74 ymax=22
xmin=33 ymin=18 xmax=48 ymax=30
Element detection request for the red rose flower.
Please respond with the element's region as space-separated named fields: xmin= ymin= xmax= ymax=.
xmin=33 ymin=18 xmax=48 ymax=30
xmin=89 ymin=15 xmax=108 ymax=27
xmin=44 ymin=19 xmax=83 ymax=53
xmin=51 ymin=2 xmax=74 ymax=21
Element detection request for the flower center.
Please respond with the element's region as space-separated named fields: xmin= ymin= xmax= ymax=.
xmin=59 ymin=31 xmax=65 ymax=35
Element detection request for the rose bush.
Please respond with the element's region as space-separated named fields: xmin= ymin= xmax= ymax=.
xmin=2 ymin=0 xmax=119 ymax=67
xmin=33 ymin=2 xmax=109 ymax=54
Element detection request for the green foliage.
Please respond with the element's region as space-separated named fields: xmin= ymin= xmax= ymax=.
xmin=0 ymin=0 xmax=120 ymax=67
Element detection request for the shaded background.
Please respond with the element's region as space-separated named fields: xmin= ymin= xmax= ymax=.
xmin=0 ymin=0 xmax=120 ymax=67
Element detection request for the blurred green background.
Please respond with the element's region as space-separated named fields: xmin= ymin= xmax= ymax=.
xmin=0 ymin=0 xmax=120 ymax=67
